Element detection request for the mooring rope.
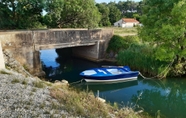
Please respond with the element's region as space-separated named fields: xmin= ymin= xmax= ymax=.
xmin=69 ymin=79 xmax=84 ymax=85
xmin=138 ymin=60 xmax=174 ymax=93
xmin=139 ymin=59 xmax=174 ymax=80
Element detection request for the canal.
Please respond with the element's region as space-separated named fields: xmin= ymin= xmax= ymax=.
xmin=40 ymin=49 xmax=186 ymax=118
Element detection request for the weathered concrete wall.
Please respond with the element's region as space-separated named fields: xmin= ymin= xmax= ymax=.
xmin=0 ymin=40 xmax=5 ymax=70
xmin=33 ymin=29 xmax=101 ymax=50
xmin=0 ymin=31 xmax=39 ymax=75
xmin=0 ymin=29 xmax=113 ymax=76
xmin=72 ymin=29 xmax=113 ymax=61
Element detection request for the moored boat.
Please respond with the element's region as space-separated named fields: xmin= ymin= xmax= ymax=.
xmin=79 ymin=66 xmax=139 ymax=83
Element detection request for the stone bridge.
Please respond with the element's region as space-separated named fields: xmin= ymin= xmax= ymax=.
xmin=0 ymin=29 xmax=113 ymax=76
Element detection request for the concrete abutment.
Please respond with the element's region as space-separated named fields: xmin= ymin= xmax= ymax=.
xmin=0 ymin=40 xmax=5 ymax=70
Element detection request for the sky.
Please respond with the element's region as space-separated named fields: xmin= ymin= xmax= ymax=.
xmin=95 ymin=0 xmax=141 ymax=3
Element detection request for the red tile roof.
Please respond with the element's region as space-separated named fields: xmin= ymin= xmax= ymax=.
xmin=122 ymin=18 xmax=139 ymax=23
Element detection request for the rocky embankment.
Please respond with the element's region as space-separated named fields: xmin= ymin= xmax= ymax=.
xmin=0 ymin=70 xmax=71 ymax=118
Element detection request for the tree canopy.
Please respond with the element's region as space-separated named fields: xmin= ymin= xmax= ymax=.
xmin=0 ymin=0 xmax=45 ymax=29
xmin=96 ymin=1 xmax=143 ymax=26
xmin=139 ymin=0 xmax=186 ymax=76
xmin=44 ymin=0 xmax=101 ymax=28
xmin=96 ymin=3 xmax=111 ymax=27
xmin=116 ymin=1 xmax=139 ymax=18
xmin=0 ymin=0 xmax=101 ymax=29
xmin=43 ymin=0 xmax=64 ymax=28
xmin=107 ymin=2 xmax=122 ymax=25
xmin=0 ymin=0 xmax=143 ymax=29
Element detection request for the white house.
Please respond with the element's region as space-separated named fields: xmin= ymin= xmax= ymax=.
xmin=114 ymin=18 xmax=139 ymax=28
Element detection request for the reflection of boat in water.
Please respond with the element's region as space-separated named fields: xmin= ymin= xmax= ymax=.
xmin=77 ymin=80 xmax=138 ymax=92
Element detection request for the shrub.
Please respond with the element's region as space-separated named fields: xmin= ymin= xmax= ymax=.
xmin=107 ymin=35 xmax=141 ymax=54
xmin=107 ymin=35 xmax=128 ymax=53
xmin=22 ymin=79 xmax=28 ymax=85
xmin=11 ymin=78 xmax=20 ymax=84
xmin=0 ymin=70 xmax=11 ymax=75
xmin=117 ymin=43 xmax=169 ymax=77
xmin=33 ymin=81 xmax=45 ymax=88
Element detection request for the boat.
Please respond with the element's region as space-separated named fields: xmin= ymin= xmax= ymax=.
xmin=79 ymin=66 xmax=139 ymax=83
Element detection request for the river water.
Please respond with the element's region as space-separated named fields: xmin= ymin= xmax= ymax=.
xmin=40 ymin=49 xmax=186 ymax=118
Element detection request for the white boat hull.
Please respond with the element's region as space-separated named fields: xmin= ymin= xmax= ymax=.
xmin=84 ymin=77 xmax=138 ymax=83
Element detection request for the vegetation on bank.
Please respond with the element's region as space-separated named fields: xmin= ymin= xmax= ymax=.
xmin=106 ymin=32 xmax=183 ymax=78
xmin=105 ymin=0 xmax=186 ymax=78
xmin=49 ymin=82 xmax=149 ymax=118
xmin=138 ymin=0 xmax=186 ymax=77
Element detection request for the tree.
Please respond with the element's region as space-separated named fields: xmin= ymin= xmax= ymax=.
xmin=116 ymin=1 xmax=140 ymax=18
xmin=139 ymin=0 xmax=186 ymax=76
xmin=96 ymin=3 xmax=111 ymax=27
xmin=107 ymin=2 xmax=121 ymax=25
xmin=57 ymin=0 xmax=100 ymax=28
xmin=0 ymin=2 xmax=12 ymax=29
xmin=0 ymin=0 xmax=45 ymax=29
xmin=0 ymin=0 xmax=46 ymax=29
xmin=43 ymin=0 xmax=64 ymax=28
xmin=137 ymin=1 xmax=145 ymax=16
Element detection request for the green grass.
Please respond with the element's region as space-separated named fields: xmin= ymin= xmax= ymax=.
xmin=116 ymin=43 xmax=169 ymax=77
xmin=106 ymin=32 xmax=170 ymax=78
xmin=0 ymin=70 xmax=11 ymax=75
xmin=33 ymin=81 xmax=46 ymax=88
xmin=102 ymin=27 xmax=138 ymax=36
xmin=113 ymin=27 xmax=138 ymax=34
xmin=104 ymin=32 xmax=170 ymax=78
xmin=11 ymin=78 xmax=20 ymax=84
xmin=22 ymin=79 xmax=28 ymax=85
xmin=23 ymin=64 xmax=30 ymax=72
xmin=32 ymin=88 xmax=37 ymax=92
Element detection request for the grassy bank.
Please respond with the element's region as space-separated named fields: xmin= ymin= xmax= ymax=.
xmin=106 ymin=34 xmax=170 ymax=78
xmin=49 ymin=81 xmax=148 ymax=118
xmin=117 ymin=44 xmax=169 ymax=77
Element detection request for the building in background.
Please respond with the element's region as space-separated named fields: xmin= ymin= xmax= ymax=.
xmin=114 ymin=18 xmax=139 ymax=28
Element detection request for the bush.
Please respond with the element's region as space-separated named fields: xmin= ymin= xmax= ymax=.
xmin=107 ymin=35 xmax=170 ymax=77
xmin=107 ymin=35 xmax=127 ymax=53
xmin=117 ymin=43 xmax=169 ymax=77
xmin=107 ymin=35 xmax=141 ymax=53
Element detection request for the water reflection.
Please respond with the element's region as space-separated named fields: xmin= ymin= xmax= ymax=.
xmin=131 ymin=78 xmax=186 ymax=118
xmin=41 ymin=48 xmax=115 ymax=82
xmin=77 ymin=80 xmax=138 ymax=92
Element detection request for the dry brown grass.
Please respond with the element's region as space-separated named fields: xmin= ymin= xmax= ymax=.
xmin=101 ymin=27 xmax=138 ymax=36
xmin=49 ymin=84 xmax=147 ymax=118
xmin=50 ymin=86 xmax=108 ymax=117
